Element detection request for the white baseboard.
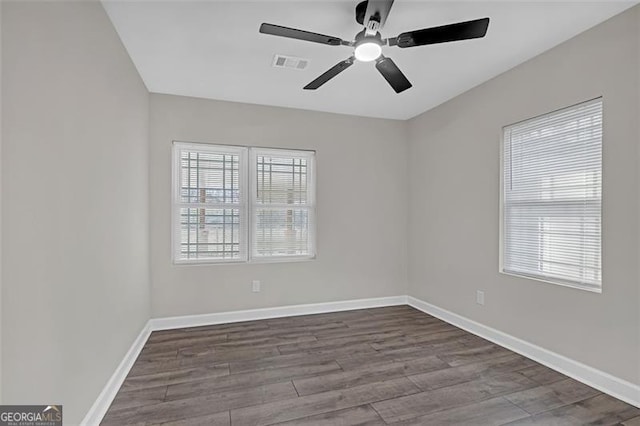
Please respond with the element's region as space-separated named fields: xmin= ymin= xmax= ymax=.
xmin=82 ymin=293 xmax=639 ymax=426
xmin=80 ymin=321 xmax=152 ymax=426
xmin=407 ymin=296 xmax=640 ymax=408
xmin=149 ymin=295 xmax=408 ymax=331
xmin=81 ymin=295 xmax=406 ymax=424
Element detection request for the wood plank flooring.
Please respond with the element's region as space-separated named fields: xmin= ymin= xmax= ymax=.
xmin=101 ymin=306 xmax=639 ymax=425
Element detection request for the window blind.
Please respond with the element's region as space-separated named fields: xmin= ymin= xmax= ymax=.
xmin=502 ymin=98 xmax=602 ymax=291
xmin=251 ymin=149 xmax=316 ymax=260
xmin=173 ymin=143 xmax=247 ymax=262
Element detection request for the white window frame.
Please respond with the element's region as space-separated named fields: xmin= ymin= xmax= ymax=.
xmin=249 ymin=147 xmax=317 ymax=263
xmin=172 ymin=142 xmax=248 ymax=264
xmin=171 ymin=141 xmax=316 ymax=265
xmin=499 ymin=98 xmax=603 ymax=293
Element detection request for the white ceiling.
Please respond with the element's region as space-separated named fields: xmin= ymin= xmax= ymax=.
xmin=102 ymin=1 xmax=636 ymax=120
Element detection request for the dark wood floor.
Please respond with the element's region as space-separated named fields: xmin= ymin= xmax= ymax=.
xmin=101 ymin=306 xmax=640 ymax=426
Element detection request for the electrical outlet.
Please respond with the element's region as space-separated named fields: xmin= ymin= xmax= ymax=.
xmin=476 ymin=290 xmax=485 ymax=305
xmin=252 ymin=280 xmax=261 ymax=293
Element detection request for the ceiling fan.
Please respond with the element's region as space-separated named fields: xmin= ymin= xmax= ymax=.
xmin=259 ymin=0 xmax=489 ymax=94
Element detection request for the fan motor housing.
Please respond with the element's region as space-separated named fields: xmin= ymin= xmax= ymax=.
xmin=353 ymin=30 xmax=383 ymax=62
xmin=354 ymin=29 xmax=381 ymax=45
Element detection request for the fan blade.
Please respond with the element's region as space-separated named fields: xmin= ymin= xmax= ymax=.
xmin=260 ymin=23 xmax=344 ymax=46
xmin=392 ymin=17 xmax=489 ymax=48
xmin=304 ymin=57 xmax=355 ymax=90
xmin=375 ymin=56 xmax=412 ymax=93
xmin=363 ymin=0 xmax=394 ymax=33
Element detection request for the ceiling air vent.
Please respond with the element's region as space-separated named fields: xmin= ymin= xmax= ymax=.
xmin=272 ymin=54 xmax=309 ymax=70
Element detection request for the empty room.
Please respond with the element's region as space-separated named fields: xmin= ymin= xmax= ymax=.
xmin=1 ymin=0 xmax=639 ymax=424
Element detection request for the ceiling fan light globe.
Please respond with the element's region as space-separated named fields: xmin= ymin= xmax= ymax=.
xmin=354 ymin=42 xmax=382 ymax=62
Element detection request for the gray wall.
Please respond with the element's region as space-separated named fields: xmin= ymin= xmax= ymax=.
xmin=1 ymin=1 xmax=150 ymax=423
xmin=637 ymin=6 xmax=640 ymax=377
xmin=0 ymin=0 xmax=3 ymax=402
xmin=407 ymin=7 xmax=640 ymax=384
xmin=149 ymin=94 xmax=408 ymax=317
xmin=1 ymin=1 xmax=638 ymax=421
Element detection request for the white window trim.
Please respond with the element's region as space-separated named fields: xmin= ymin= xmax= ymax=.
xmin=172 ymin=142 xmax=248 ymax=265
xmin=249 ymin=147 xmax=317 ymax=263
xmin=498 ymin=98 xmax=603 ymax=293
xmin=171 ymin=141 xmax=316 ymax=265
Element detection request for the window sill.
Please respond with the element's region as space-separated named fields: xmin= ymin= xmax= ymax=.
xmin=173 ymin=255 xmax=316 ymax=266
xmin=499 ymin=270 xmax=602 ymax=294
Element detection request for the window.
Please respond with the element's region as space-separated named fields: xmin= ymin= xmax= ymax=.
xmin=251 ymin=149 xmax=316 ymax=260
xmin=173 ymin=143 xmax=247 ymax=263
xmin=172 ymin=142 xmax=316 ymax=264
xmin=501 ymin=98 xmax=602 ymax=292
